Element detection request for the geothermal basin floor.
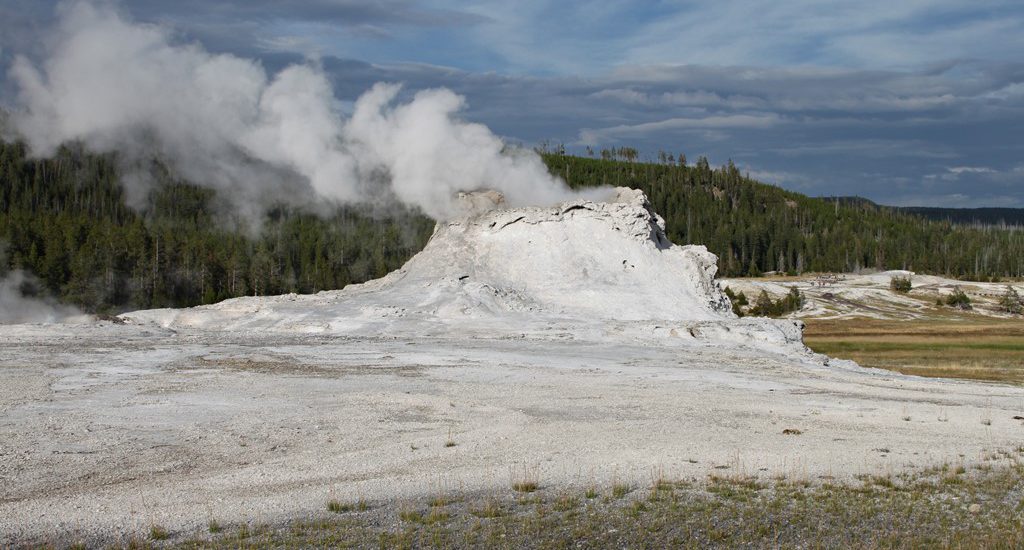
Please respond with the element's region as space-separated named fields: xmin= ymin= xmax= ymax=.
xmin=1 ymin=323 xmax=1023 ymax=544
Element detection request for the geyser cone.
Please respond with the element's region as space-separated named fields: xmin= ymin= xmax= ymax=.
xmin=123 ymin=188 xmax=807 ymax=355
xmin=381 ymin=186 xmax=732 ymax=321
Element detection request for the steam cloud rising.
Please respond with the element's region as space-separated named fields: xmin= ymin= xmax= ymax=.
xmin=0 ymin=270 xmax=84 ymax=324
xmin=9 ymin=1 xmax=601 ymax=220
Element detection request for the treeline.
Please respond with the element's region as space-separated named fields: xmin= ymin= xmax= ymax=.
xmin=544 ymin=154 xmax=1024 ymax=280
xmin=898 ymin=207 xmax=1024 ymax=228
xmin=2 ymin=139 xmax=1024 ymax=315
xmin=0 ymin=141 xmax=432 ymax=313
xmin=827 ymin=197 xmax=1024 ymax=228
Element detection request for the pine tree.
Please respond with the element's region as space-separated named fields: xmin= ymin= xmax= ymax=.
xmin=999 ymin=286 xmax=1022 ymax=315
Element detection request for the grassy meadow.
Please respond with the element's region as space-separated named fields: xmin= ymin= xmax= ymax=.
xmin=804 ymin=317 xmax=1024 ymax=385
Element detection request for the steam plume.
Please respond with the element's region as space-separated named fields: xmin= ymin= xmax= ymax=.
xmin=0 ymin=270 xmax=84 ymax=324
xmin=9 ymin=1 xmax=602 ymax=220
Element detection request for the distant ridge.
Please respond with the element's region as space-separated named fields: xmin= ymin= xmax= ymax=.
xmin=823 ymin=196 xmax=1024 ymax=227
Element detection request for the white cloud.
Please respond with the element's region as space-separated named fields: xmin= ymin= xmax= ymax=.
xmin=579 ymin=113 xmax=781 ymax=145
xmin=948 ymin=166 xmax=996 ymax=174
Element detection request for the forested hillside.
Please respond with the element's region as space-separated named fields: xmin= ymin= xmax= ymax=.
xmin=0 ymin=141 xmax=433 ymax=313
xmin=2 ymin=139 xmax=1023 ymax=314
xmin=827 ymin=196 xmax=1024 ymax=227
xmin=898 ymin=207 xmax=1024 ymax=228
xmin=548 ymin=155 xmax=1024 ymax=279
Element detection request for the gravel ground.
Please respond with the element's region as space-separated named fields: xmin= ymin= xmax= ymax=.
xmin=2 ymin=322 xmax=1023 ymax=547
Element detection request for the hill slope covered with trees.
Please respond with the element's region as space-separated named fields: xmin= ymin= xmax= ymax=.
xmin=548 ymin=154 xmax=1024 ymax=279
xmin=1 ymin=140 xmax=1022 ymax=314
xmin=826 ymin=196 xmax=1024 ymax=227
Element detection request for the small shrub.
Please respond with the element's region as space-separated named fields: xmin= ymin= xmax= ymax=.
xmin=890 ymin=275 xmax=912 ymax=293
xmin=945 ymin=287 xmax=972 ymax=310
xmin=725 ymin=286 xmax=746 ymax=317
xmin=724 ymin=284 xmax=749 ymax=315
xmin=748 ymin=288 xmax=803 ymax=317
xmin=207 ymin=519 xmax=223 ymax=533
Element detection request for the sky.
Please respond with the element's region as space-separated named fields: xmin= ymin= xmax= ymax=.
xmin=1 ymin=0 xmax=1023 ymax=207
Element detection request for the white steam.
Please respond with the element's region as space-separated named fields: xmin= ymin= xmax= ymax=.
xmin=9 ymin=1 xmax=600 ymax=220
xmin=0 ymin=270 xmax=84 ymax=324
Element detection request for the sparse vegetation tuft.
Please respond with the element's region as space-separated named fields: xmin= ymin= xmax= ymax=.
xmin=552 ymin=494 xmax=579 ymax=511
xmin=181 ymin=462 xmax=1024 ymax=549
xmin=327 ymin=497 xmax=368 ymax=513
xmin=149 ymin=524 xmax=169 ymax=541
xmin=512 ymin=479 xmax=539 ymax=493
xmin=399 ymin=507 xmax=449 ymax=525
xmin=469 ymin=497 xmax=503 ymax=518
xmin=611 ymin=482 xmax=631 ymax=499
xmin=511 ymin=465 xmax=540 ymax=493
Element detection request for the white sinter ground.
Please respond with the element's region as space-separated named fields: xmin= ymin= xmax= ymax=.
xmin=721 ymin=270 xmax=1024 ymax=320
xmin=1 ymin=188 xmax=1022 ymax=545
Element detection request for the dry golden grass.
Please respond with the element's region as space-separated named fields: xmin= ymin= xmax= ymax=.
xmin=804 ymin=317 xmax=1024 ymax=384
